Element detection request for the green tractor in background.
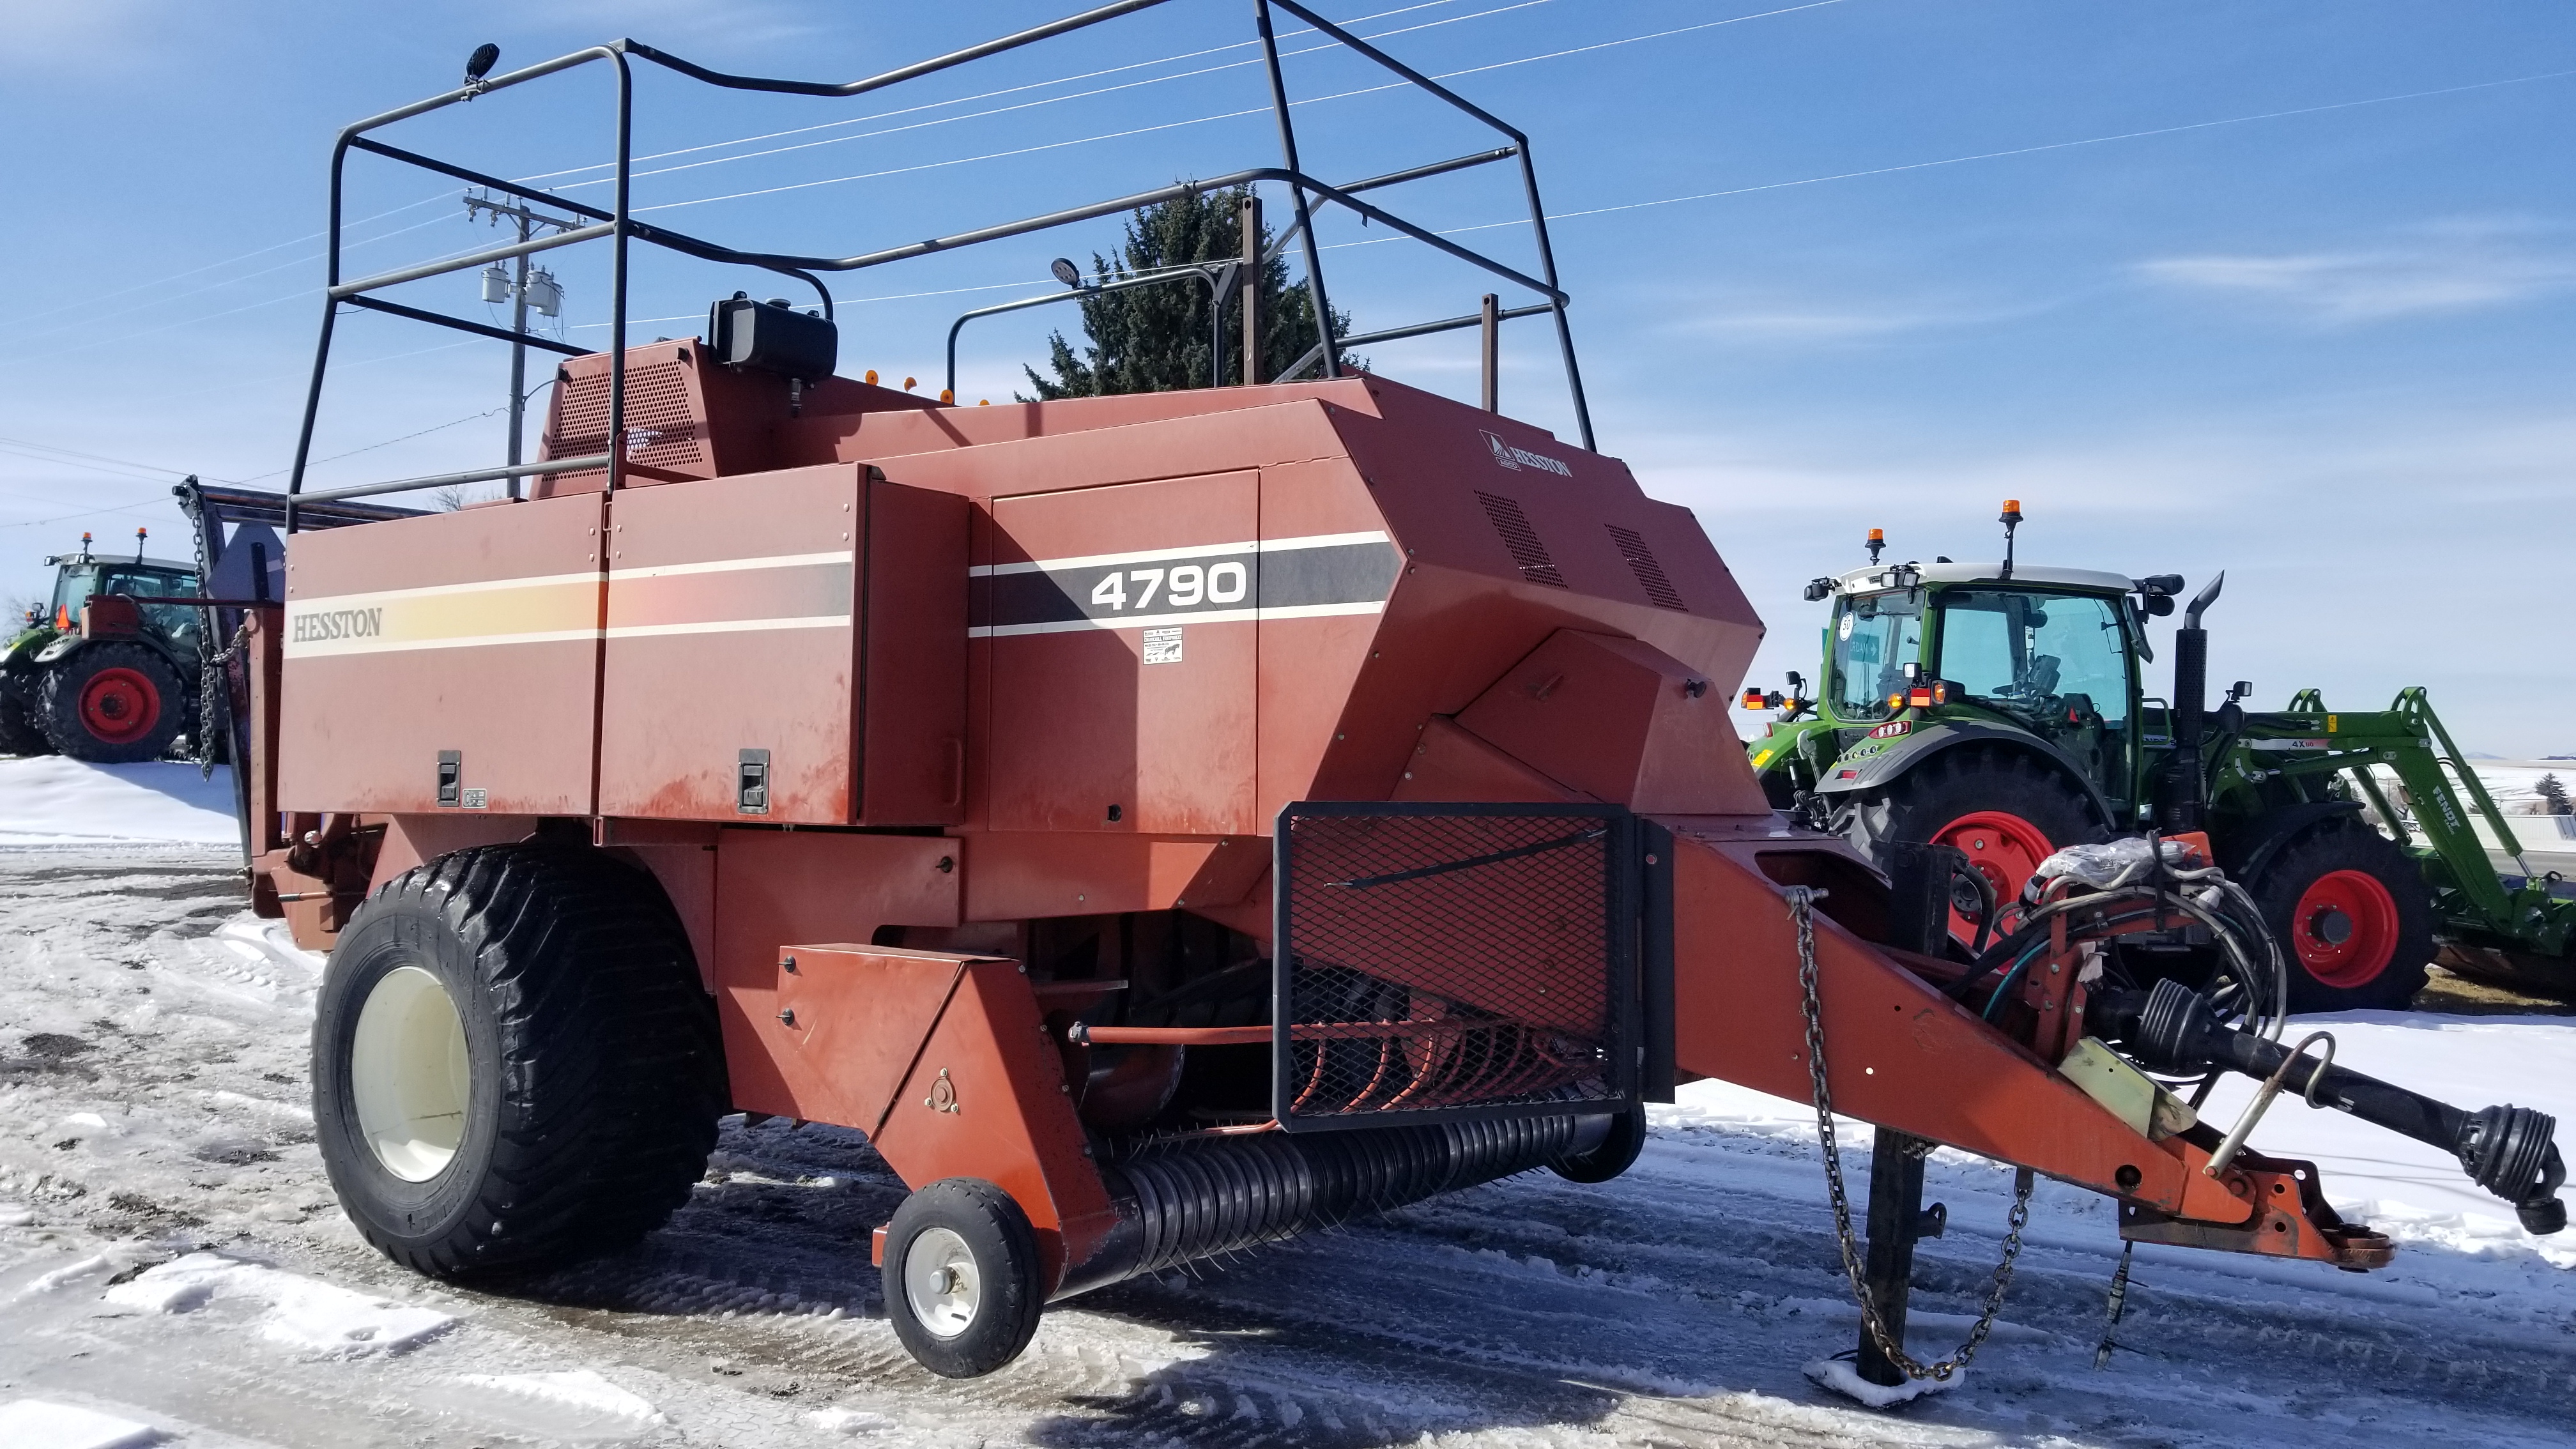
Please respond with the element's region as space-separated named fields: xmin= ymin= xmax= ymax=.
xmin=0 ymin=530 xmax=204 ymax=763
xmin=1746 ymin=503 xmax=2576 ymax=1012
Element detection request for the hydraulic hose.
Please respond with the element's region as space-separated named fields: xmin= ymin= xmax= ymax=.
xmin=2094 ymin=979 xmax=2568 ymax=1234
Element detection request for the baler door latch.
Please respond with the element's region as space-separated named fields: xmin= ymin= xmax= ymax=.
xmin=737 ymin=749 xmax=770 ymax=815
xmin=436 ymin=751 xmax=462 ymax=808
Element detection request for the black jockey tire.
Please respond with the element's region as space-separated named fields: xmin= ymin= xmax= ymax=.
xmin=882 ymin=1178 xmax=1046 ymax=1378
xmin=312 ymin=845 xmax=724 ymax=1279
xmin=2250 ymin=817 xmax=2434 ymax=1013
xmin=38 ymin=642 xmax=186 ymax=763
xmin=1551 ymin=1105 xmax=1648 ymax=1184
xmin=1831 ymin=747 xmax=2104 ymax=928
xmin=0 ymin=678 xmax=51 ymax=756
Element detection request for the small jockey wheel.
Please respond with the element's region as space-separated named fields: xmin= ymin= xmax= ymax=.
xmin=882 ymin=1178 xmax=1046 ymax=1377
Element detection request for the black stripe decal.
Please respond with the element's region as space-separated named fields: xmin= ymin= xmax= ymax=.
xmin=974 ymin=542 xmax=1400 ymax=632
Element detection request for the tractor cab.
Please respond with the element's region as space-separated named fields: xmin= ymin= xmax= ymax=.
xmin=1775 ymin=560 xmax=2156 ymax=827
xmin=43 ymin=548 xmax=203 ymax=652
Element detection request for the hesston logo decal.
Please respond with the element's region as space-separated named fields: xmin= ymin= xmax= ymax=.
xmin=291 ymin=606 xmax=384 ymax=644
xmin=1482 ymin=429 xmax=1572 ymax=478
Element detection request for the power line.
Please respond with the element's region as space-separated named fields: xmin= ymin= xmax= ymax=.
xmin=1314 ymin=65 xmax=2576 ymax=252
xmin=4 ymin=0 xmax=1498 ymax=335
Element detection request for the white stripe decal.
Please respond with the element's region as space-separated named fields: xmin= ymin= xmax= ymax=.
xmin=284 ymin=628 xmax=601 ymax=660
xmin=285 ymin=569 xmax=601 ymax=610
xmin=969 ymin=600 xmax=1386 ymax=638
xmin=970 ymin=530 xmax=1391 ymax=578
xmin=607 ymin=551 xmax=852 ymax=581
xmin=605 ymin=615 xmax=850 ymax=640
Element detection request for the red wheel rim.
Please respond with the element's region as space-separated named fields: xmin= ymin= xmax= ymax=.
xmin=1931 ymin=809 xmax=2055 ymax=945
xmin=76 ymin=667 xmax=160 ymax=745
xmin=2288 ymin=868 xmax=2398 ymax=988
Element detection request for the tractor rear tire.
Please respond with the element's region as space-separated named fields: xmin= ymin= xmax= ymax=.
xmin=2249 ymin=818 xmax=2434 ymax=1013
xmin=312 ymin=845 xmax=724 ymax=1280
xmin=0 ymin=680 xmax=51 ymax=756
xmin=1832 ymin=748 xmax=2104 ymax=945
xmin=38 ymin=643 xmax=186 ymax=763
xmin=882 ymin=1178 xmax=1046 ymax=1378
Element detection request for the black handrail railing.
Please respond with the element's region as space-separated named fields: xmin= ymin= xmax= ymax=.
xmin=285 ymin=0 xmax=1595 ymax=532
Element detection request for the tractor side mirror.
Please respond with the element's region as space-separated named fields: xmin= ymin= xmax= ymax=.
xmin=2142 ymin=594 xmax=2174 ymax=617
xmin=1802 ymin=577 xmax=1837 ymax=602
xmin=2226 ymin=680 xmax=2253 ymax=705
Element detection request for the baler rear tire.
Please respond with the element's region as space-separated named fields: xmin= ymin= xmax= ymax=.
xmin=312 ymin=845 xmax=723 ymax=1280
xmin=38 ymin=643 xmax=185 ymax=763
xmin=882 ymin=1178 xmax=1046 ymax=1378
xmin=2250 ymin=818 xmax=2434 ymax=1013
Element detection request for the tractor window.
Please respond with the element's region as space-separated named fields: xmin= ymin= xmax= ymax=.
xmin=49 ymin=566 xmax=98 ymax=623
xmin=61 ymin=566 xmax=202 ymax=650
xmin=1936 ymin=590 xmax=2129 ymax=728
xmin=1828 ymin=590 xmax=1924 ymax=721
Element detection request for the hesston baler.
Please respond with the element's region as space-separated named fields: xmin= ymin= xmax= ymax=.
xmin=222 ymin=2 xmax=2565 ymax=1389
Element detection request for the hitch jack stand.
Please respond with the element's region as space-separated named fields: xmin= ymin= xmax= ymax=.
xmin=1858 ymin=1129 xmax=1932 ymax=1386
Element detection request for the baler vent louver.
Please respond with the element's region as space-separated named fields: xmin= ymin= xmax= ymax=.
xmin=546 ymin=360 xmax=707 ymax=480
xmin=1606 ymin=525 xmax=1685 ymax=610
xmin=1273 ymin=803 xmax=1639 ymax=1131
xmin=1475 ymin=491 xmax=1567 ymax=588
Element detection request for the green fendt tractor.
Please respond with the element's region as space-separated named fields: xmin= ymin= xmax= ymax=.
xmin=0 ymin=530 xmax=203 ymax=763
xmin=1745 ymin=503 xmax=2576 ymax=1011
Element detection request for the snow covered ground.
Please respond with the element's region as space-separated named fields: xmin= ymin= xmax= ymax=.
xmin=3 ymin=756 xmax=2574 ymax=1446
xmin=0 ymin=758 xmax=238 ymax=847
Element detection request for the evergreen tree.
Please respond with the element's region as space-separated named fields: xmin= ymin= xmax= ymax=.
xmin=1022 ymin=187 xmax=1359 ymax=399
xmin=2538 ymin=772 xmax=2570 ymax=816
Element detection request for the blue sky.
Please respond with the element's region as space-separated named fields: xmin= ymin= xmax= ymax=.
xmin=4 ymin=1 xmax=2572 ymax=752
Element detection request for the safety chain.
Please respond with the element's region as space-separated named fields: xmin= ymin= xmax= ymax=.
xmin=187 ymin=498 xmax=221 ymax=780
xmin=1790 ymin=885 xmax=2034 ymax=1381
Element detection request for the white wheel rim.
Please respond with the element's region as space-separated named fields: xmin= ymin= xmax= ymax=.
xmin=903 ymin=1227 xmax=981 ymax=1338
xmin=349 ymin=965 xmax=470 ymax=1182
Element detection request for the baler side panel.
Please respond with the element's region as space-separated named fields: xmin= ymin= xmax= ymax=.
xmin=960 ymin=833 xmax=1268 ymax=923
xmin=1254 ymin=454 xmax=1403 ymax=822
xmin=599 ymin=464 xmax=863 ymax=823
xmin=858 ymin=482 xmax=970 ymax=825
xmin=277 ymin=494 xmax=604 ymax=815
xmin=983 ymin=471 xmax=1260 ymax=836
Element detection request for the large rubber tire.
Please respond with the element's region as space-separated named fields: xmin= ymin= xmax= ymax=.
xmin=312 ymin=845 xmax=724 ymax=1279
xmin=882 ymin=1178 xmax=1046 ymax=1378
xmin=2250 ymin=818 xmax=2434 ymax=1013
xmin=37 ymin=643 xmax=186 ymax=763
xmin=1831 ymin=747 xmax=2105 ymax=945
xmin=0 ymin=678 xmax=52 ymax=756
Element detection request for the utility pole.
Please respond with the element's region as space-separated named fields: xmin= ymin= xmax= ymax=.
xmin=1239 ymin=193 xmax=1262 ymax=386
xmin=464 ymin=191 xmax=578 ymax=496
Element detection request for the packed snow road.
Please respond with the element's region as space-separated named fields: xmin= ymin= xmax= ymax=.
xmin=3 ymin=847 xmax=2573 ymax=1448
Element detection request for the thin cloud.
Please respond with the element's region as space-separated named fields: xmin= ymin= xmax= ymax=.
xmin=2139 ymin=221 xmax=2576 ymax=323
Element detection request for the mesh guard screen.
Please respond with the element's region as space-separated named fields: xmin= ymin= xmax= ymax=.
xmin=1274 ymin=803 xmax=1637 ymax=1130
